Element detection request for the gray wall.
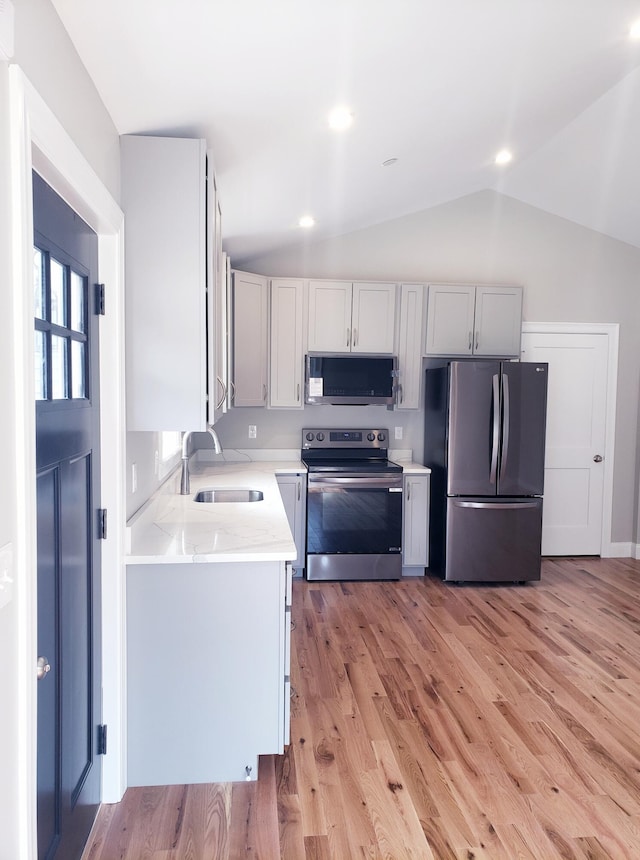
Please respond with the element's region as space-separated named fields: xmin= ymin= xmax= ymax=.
xmin=239 ymin=190 xmax=640 ymax=545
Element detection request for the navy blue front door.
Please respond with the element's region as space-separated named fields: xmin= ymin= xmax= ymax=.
xmin=33 ymin=172 xmax=102 ymax=860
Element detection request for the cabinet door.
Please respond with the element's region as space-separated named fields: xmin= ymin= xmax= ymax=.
xmin=307 ymin=280 xmax=353 ymax=352
xmin=208 ymin=170 xmax=229 ymax=425
xmin=403 ymin=474 xmax=430 ymax=568
xmin=232 ymin=270 xmax=268 ymax=407
xmin=122 ymin=135 xmax=207 ymax=430
xmin=424 ymin=284 xmax=475 ymax=356
xmin=270 ymin=279 xmax=304 ymax=408
xmin=396 ymin=284 xmax=424 ymax=409
xmin=351 ymin=282 xmax=397 ymax=353
xmin=473 ymin=286 xmax=523 ymax=357
xmin=277 ymin=473 xmax=306 ymax=571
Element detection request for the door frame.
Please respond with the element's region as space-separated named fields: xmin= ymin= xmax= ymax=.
xmin=9 ymin=66 xmax=126 ymax=857
xmin=521 ymin=321 xmax=619 ymax=558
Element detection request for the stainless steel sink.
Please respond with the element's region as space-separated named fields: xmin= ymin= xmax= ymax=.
xmin=193 ymin=488 xmax=264 ymax=503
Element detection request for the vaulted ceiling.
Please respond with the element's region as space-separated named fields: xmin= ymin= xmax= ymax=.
xmin=51 ymin=0 xmax=640 ymax=265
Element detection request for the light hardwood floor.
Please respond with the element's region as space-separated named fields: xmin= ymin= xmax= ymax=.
xmin=83 ymin=557 xmax=640 ymax=859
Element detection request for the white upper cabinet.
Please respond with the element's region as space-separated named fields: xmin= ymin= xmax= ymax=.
xmin=396 ymin=283 xmax=425 ymax=410
xmin=424 ymin=284 xmax=522 ymax=358
xmin=307 ymin=280 xmax=397 ymax=353
xmin=208 ymin=170 xmax=229 ymax=425
xmin=231 ymin=270 xmax=268 ymax=407
xmin=270 ymin=279 xmax=305 ymax=408
xmin=307 ymin=280 xmax=352 ymax=352
xmin=122 ymin=134 xmax=209 ymax=431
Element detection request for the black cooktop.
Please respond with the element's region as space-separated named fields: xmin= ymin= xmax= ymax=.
xmin=301 ymin=427 xmax=402 ymax=474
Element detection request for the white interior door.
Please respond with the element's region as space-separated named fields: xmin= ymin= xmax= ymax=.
xmin=521 ymin=331 xmax=608 ymax=555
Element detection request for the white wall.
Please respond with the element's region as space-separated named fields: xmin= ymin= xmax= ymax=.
xmin=240 ymin=190 xmax=640 ymax=546
xmin=0 ymin=60 xmax=20 ymax=860
xmin=1 ymin=1 xmax=120 ymax=856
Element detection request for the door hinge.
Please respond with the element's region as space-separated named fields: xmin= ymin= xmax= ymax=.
xmin=97 ymin=508 xmax=107 ymax=540
xmin=95 ymin=283 xmax=106 ymax=315
xmin=97 ymin=724 xmax=107 ymax=756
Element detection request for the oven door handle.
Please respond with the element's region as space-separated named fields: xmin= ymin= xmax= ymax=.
xmin=308 ymin=476 xmax=403 ymax=490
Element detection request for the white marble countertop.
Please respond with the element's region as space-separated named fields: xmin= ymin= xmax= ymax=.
xmin=126 ymin=452 xmax=430 ymax=565
xmin=126 ymin=460 xmax=303 ymax=565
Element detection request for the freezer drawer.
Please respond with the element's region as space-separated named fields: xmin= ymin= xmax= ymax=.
xmin=445 ymin=497 xmax=543 ymax=583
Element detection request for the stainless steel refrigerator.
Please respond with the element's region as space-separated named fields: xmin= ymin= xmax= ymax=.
xmin=424 ymin=360 xmax=548 ymax=583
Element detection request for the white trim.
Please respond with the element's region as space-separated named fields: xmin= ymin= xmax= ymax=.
xmin=9 ymin=68 xmax=127 ymax=858
xmin=522 ymin=321 xmax=619 ymax=558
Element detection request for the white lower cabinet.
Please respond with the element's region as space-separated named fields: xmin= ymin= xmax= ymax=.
xmin=126 ymin=560 xmax=290 ymax=785
xmin=402 ymin=473 xmax=430 ymax=573
xmin=277 ymin=473 xmax=307 ymax=573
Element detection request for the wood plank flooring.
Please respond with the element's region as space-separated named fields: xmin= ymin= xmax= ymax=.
xmin=83 ymin=557 xmax=640 ymax=859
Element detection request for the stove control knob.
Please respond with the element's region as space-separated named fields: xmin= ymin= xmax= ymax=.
xmin=377 ymin=432 xmax=386 ymax=442
xmin=305 ymin=432 xmax=315 ymax=442
xmin=316 ymin=432 xmax=325 ymax=442
xmin=367 ymin=432 xmax=375 ymax=442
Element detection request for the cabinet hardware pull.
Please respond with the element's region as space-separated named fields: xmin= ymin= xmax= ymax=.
xmin=297 ymin=383 xmax=300 ymax=403
xmin=407 ymin=483 xmax=411 ymax=501
xmin=475 ymin=332 xmax=479 ymax=350
xmin=263 ymin=383 xmax=267 ymax=402
xmin=297 ymin=481 xmax=301 ymax=501
xmin=353 ymin=328 xmax=357 ymax=347
xmin=346 ymin=328 xmax=351 ymax=347
xmin=215 ymin=376 xmax=227 ymax=410
xmin=468 ymin=331 xmax=472 ymax=350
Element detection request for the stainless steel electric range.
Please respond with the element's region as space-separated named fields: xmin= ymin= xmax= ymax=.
xmin=301 ymin=428 xmax=403 ymax=581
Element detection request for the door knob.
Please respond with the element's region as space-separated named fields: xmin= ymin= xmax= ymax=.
xmin=593 ymin=454 xmax=603 ymax=463
xmin=37 ymin=656 xmax=51 ymax=681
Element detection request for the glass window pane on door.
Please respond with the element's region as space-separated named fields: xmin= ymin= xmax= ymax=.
xmin=51 ymin=335 xmax=68 ymax=400
xmin=70 ymin=270 xmax=85 ymax=333
xmin=71 ymin=341 xmax=86 ymax=399
xmin=35 ymin=330 xmax=47 ymax=400
xmin=50 ymin=258 xmax=66 ymax=327
xmin=34 ymin=248 xmax=46 ymax=320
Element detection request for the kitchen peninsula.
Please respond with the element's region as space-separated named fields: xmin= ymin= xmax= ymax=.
xmin=125 ymin=460 xmax=299 ymax=785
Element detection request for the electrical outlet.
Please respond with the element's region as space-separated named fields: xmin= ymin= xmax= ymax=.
xmin=394 ymin=426 xmax=403 ymax=440
xmin=131 ymin=463 xmax=138 ymax=493
xmin=248 ymin=425 xmax=257 ymax=439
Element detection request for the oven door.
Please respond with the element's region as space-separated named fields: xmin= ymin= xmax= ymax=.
xmin=306 ymin=474 xmax=403 ymax=580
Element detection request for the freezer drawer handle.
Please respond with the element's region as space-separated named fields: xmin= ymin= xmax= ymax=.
xmin=453 ymin=500 xmax=539 ymax=510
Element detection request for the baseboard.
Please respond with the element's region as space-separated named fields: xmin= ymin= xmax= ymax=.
xmin=602 ymin=541 xmax=634 ymax=559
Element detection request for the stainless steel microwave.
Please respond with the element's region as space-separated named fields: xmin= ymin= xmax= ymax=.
xmin=305 ymin=354 xmax=397 ymax=406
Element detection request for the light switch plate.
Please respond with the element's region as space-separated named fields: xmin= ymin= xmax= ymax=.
xmin=0 ymin=542 xmax=14 ymax=610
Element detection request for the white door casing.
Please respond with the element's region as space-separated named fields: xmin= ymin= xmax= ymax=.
xmin=521 ymin=323 xmax=618 ymax=558
xmin=9 ymin=66 xmax=126 ymax=858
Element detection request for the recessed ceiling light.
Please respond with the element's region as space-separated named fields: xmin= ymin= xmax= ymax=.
xmin=328 ymin=106 xmax=354 ymax=131
xmin=495 ymin=149 xmax=513 ymax=165
xmin=298 ymin=215 xmax=315 ymax=229
xmin=630 ymin=19 xmax=640 ymax=39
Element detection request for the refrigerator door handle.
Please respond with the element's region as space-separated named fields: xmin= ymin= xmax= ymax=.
xmin=490 ymin=373 xmax=500 ymax=485
xmin=452 ymin=500 xmax=540 ymax=510
xmin=499 ymin=372 xmax=510 ymax=481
